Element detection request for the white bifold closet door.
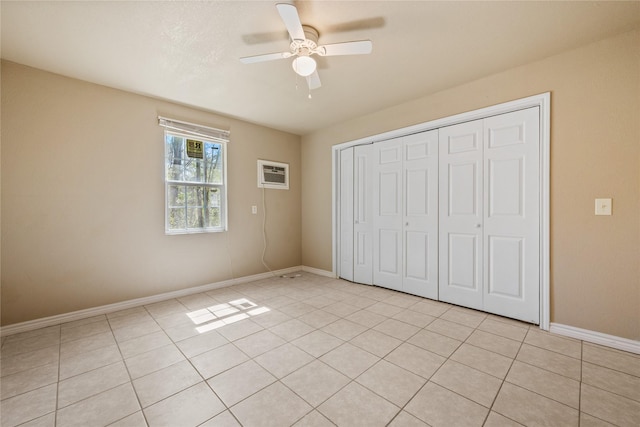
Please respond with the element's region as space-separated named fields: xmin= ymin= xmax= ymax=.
xmin=339 ymin=144 xmax=374 ymax=285
xmin=439 ymin=107 xmax=540 ymax=323
xmin=353 ymin=144 xmax=374 ymax=285
xmin=373 ymin=131 xmax=439 ymax=299
xmin=339 ymin=147 xmax=354 ymax=282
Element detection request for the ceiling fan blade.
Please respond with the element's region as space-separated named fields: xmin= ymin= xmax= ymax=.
xmin=306 ymin=71 xmax=321 ymax=90
xmin=276 ymin=3 xmax=305 ymax=42
xmin=242 ymin=30 xmax=289 ymax=45
xmin=324 ymin=17 xmax=386 ymax=34
xmin=240 ymin=51 xmax=292 ymax=64
xmin=318 ymin=40 xmax=373 ymax=56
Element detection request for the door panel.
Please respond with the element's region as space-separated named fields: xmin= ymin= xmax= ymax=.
xmin=403 ymin=130 xmax=439 ymax=298
xmin=405 ymin=231 xmax=428 ymax=279
xmin=379 ymin=229 xmax=400 ymax=274
xmin=484 ymin=107 xmax=540 ymax=323
xmin=449 ymin=162 xmax=478 ymax=215
xmin=488 ymin=236 xmax=523 ymax=298
xmin=373 ymin=138 xmax=403 ymax=291
xmin=339 ymin=147 xmax=354 ymax=281
xmin=353 ymin=144 xmax=373 ymax=285
xmin=448 ymin=233 xmax=479 ymax=290
xmin=488 ymin=157 xmax=523 ymax=217
xmin=406 ymin=169 xmax=428 ymax=215
xmin=379 ymin=172 xmax=400 ymax=215
xmin=439 ymin=119 xmax=484 ymax=310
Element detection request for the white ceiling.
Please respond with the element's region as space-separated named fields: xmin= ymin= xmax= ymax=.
xmin=2 ymin=1 xmax=639 ymax=135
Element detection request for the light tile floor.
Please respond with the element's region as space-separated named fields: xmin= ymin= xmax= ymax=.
xmin=1 ymin=272 xmax=639 ymax=426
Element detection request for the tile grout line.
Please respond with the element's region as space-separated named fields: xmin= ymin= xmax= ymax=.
xmin=202 ymin=281 xmax=337 ymax=424
xmin=54 ymin=325 xmax=61 ymax=427
xmin=429 ymin=309 xmax=499 ymax=426
xmin=167 ymin=283 xmax=334 ymax=424
xmin=148 ymin=295 xmax=249 ymax=425
xmin=211 ymin=292 xmax=405 ymax=424
xmin=104 ymin=310 xmax=145 ymax=426
xmin=578 ymin=340 xmax=584 ymax=427
xmin=3 ymin=274 xmax=639 ymax=426
xmin=483 ymin=328 xmax=527 ymax=426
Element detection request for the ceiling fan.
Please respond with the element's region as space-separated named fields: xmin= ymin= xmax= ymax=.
xmin=240 ymin=3 xmax=373 ymax=91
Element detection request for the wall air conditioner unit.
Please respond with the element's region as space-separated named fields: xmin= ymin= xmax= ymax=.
xmin=257 ymin=160 xmax=289 ymax=190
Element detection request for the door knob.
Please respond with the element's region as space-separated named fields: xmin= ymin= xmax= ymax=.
xmin=476 ymin=224 xmax=481 ymax=228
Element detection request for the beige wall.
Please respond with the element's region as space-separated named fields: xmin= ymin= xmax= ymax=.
xmin=301 ymin=29 xmax=640 ymax=341
xmin=1 ymin=61 xmax=302 ymax=325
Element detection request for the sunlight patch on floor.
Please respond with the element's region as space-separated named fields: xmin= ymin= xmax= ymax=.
xmin=187 ymin=298 xmax=270 ymax=334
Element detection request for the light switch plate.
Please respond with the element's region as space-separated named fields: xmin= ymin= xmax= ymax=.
xmin=251 ymin=205 xmax=257 ymax=214
xmin=595 ymin=198 xmax=612 ymax=215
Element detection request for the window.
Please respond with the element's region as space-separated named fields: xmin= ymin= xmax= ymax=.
xmin=160 ymin=117 xmax=229 ymax=234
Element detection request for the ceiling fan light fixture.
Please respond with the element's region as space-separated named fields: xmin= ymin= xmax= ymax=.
xmin=292 ymin=56 xmax=316 ymax=77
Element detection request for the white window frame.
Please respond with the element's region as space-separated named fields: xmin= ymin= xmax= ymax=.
xmin=159 ymin=117 xmax=229 ymax=234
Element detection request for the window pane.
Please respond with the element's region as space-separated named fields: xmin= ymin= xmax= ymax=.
xmin=167 ymin=185 xmax=185 ymax=208
xmin=165 ymin=134 xmax=223 ymax=184
xmin=166 ymin=159 xmax=184 ymax=181
xmin=188 ymin=186 xmax=205 ymax=229
xmin=205 ymin=189 xmax=221 ymax=228
xmin=165 ymin=135 xmax=185 ymax=158
xmin=206 ymin=188 xmax=220 ymax=207
xmin=204 ymin=143 xmax=223 ymax=184
xmin=183 ymin=158 xmax=202 ymax=182
xmin=165 ymin=135 xmax=185 ymax=180
xmin=186 ymin=206 xmax=205 ymax=229
xmin=207 ymin=208 xmax=221 ymax=228
xmin=186 ymin=186 xmax=203 ymax=206
xmin=168 ymin=208 xmax=186 ymax=230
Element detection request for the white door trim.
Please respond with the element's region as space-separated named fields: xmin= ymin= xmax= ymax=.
xmin=332 ymin=92 xmax=551 ymax=330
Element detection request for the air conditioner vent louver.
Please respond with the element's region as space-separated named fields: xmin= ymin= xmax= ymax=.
xmin=258 ymin=160 xmax=289 ymax=190
xmin=264 ymin=166 xmax=286 ymax=184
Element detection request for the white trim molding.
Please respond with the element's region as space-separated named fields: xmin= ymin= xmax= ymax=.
xmin=332 ymin=92 xmax=551 ymax=331
xmin=302 ymin=265 xmax=336 ymax=278
xmin=0 ymin=266 xmax=304 ymax=337
xmin=550 ymin=323 xmax=640 ymax=355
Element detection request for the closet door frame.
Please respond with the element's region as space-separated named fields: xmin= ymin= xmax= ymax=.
xmin=332 ymin=92 xmax=551 ymax=330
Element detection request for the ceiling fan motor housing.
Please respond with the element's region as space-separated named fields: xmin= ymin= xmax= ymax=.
xmin=290 ymin=25 xmax=319 ymax=56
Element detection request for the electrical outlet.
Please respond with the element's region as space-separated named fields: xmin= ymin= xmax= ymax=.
xmin=595 ymin=198 xmax=612 ymax=215
xmin=251 ymin=205 xmax=257 ymax=214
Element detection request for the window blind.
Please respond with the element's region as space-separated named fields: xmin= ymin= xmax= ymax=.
xmin=158 ymin=116 xmax=230 ymax=143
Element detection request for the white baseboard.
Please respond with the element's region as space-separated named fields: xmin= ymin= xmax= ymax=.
xmin=0 ymin=265 xmax=305 ymax=337
xmin=301 ymin=266 xmax=336 ymax=278
xmin=9 ymin=269 xmax=637 ymax=357
xmin=550 ymin=323 xmax=640 ymax=355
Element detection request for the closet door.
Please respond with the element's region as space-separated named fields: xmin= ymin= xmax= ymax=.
xmin=403 ymin=131 xmax=439 ymax=299
xmin=483 ymin=108 xmax=540 ymax=323
xmin=339 ymin=147 xmax=354 ymax=281
xmin=353 ymin=144 xmax=373 ymax=285
xmin=373 ymin=138 xmax=403 ymax=291
xmin=439 ymin=120 xmax=484 ymax=310
xmin=439 ymin=109 xmax=540 ymax=322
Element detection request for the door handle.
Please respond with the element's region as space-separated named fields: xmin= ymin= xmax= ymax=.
xmin=476 ymin=224 xmax=481 ymax=228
